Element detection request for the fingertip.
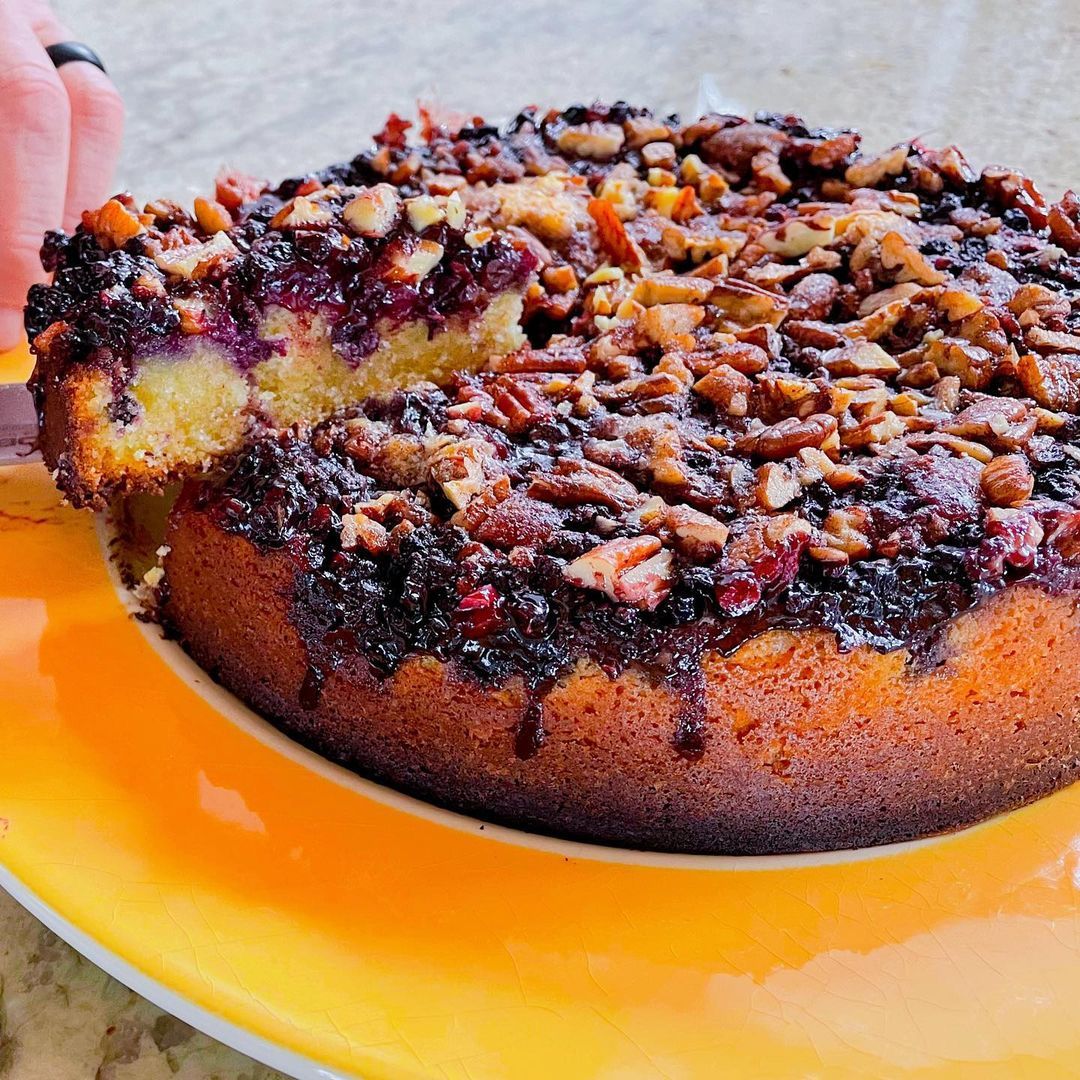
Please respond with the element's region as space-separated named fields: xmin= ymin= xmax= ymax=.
xmin=0 ymin=308 xmax=27 ymax=353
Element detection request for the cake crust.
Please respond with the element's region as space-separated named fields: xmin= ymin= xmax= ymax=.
xmin=163 ymin=505 xmax=1080 ymax=854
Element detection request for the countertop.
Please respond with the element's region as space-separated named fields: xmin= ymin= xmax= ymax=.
xmin=4 ymin=0 xmax=1080 ymax=1076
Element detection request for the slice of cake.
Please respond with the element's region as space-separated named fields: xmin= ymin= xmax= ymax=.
xmin=26 ymin=180 xmax=536 ymax=507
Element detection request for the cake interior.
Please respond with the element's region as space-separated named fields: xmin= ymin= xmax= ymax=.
xmin=52 ymin=295 xmax=524 ymax=502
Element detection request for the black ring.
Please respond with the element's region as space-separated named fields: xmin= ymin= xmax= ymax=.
xmin=45 ymin=42 xmax=107 ymax=76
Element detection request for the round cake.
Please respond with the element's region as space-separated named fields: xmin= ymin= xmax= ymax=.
xmin=146 ymin=104 xmax=1080 ymax=854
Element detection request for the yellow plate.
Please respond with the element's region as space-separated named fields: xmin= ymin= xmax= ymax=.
xmin=4 ymin=340 xmax=1080 ymax=1079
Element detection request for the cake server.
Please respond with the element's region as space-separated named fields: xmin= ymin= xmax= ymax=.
xmin=0 ymin=383 xmax=40 ymax=466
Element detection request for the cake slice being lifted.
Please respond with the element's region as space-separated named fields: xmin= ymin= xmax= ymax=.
xmin=26 ymin=176 xmax=536 ymax=507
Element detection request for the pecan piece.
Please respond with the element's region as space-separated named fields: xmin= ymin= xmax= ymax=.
xmin=193 ymin=196 xmax=232 ymax=235
xmin=528 ymin=459 xmax=642 ymax=512
xmin=632 ymin=274 xmax=714 ymax=306
xmin=666 ymin=504 xmax=729 ymax=559
xmin=787 ymin=273 xmax=840 ymax=320
xmin=694 ymin=364 xmax=753 ymax=416
xmin=844 ymin=144 xmax=909 ymax=187
xmin=757 ymin=215 xmax=836 ymax=257
xmin=340 ymin=511 xmax=389 ymax=555
xmin=343 ymin=184 xmax=401 ymax=236
xmin=556 ymin=122 xmax=625 ymax=160
xmin=563 ymin=536 xmax=674 ymax=610
xmin=426 ymin=438 xmax=496 ymax=509
xmin=270 ymin=195 xmax=334 ymax=229
xmin=710 ymin=279 xmax=789 ymax=329
xmin=941 ymin=398 xmax=1036 ymax=451
xmin=820 ymin=506 xmax=873 ymax=558
xmin=755 ymin=462 xmax=802 ymax=510
xmin=151 ymin=231 xmax=239 ymax=279
xmin=821 ymin=341 xmax=901 ymax=378
xmin=587 ymin=197 xmax=645 ymax=270
xmin=1017 ymin=351 xmax=1080 ymax=411
xmin=82 ymin=197 xmax=147 ymax=250
xmin=737 ymin=414 xmax=838 ymax=460
xmin=980 ymin=455 xmax=1034 ymax=508
xmin=1048 ymin=190 xmax=1080 ymax=255
xmin=879 ymin=230 xmax=946 ymax=286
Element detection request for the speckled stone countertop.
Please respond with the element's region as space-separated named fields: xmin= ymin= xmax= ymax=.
xmin=4 ymin=0 xmax=1080 ymax=1076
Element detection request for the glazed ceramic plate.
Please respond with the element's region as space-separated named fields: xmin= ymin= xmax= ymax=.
xmin=4 ymin=339 xmax=1080 ymax=1079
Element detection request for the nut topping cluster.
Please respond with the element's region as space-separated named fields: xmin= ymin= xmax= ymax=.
xmin=26 ymin=169 xmax=536 ymax=391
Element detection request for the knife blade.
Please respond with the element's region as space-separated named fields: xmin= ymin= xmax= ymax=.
xmin=0 ymin=383 xmax=40 ymax=466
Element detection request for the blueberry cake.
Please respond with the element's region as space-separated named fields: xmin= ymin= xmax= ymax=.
xmin=26 ymin=169 xmax=535 ymax=507
xmin=35 ymin=104 xmax=1080 ymax=852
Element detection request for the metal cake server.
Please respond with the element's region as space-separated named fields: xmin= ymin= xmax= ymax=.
xmin=0 ymin=383 xmax=40 ymax=466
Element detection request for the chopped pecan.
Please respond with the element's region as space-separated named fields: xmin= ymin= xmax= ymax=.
xmin=787 ymin=273 xmax=840 ymax=320
xmin=632 ymin=274 xmax=714 ymax=306
xmin=757 ymin=215 xmax=837 ymax=257
xmin=270 ymin=195 xmax=334 ymax=229
xmin=426 ymin=438 xmax=496 ymax=509
xmin=844 ymin=144 xmax=909 ymax=187
xmin=386 ymin=239 xmax=444 ymax=282
xmin=342 ymin=184 xmax=401 ymax=236
xmin=821 ymin=506 xmax=873 ymax=558
xmin=151 ymin=231 xmax=238 ymax=279
xmin=405 ymin=194 xmax=446 ymax=231
xmin=528 ymin=458 xmax=642 ymax=512
xmin=879 ymin=231 xmax=946 ymax=286
xmin=82 ymin=197 xmax=147 ymax=250
xmin=941 ymin=398 xmax=1036 ymax=451
xmin=563 ymin=535 xmax=673 ymax=610
xmin=751 ymin=150 xmax=792 ymax=195
xmin=542 ymin=265 xmax=579 ymax=293
xmin=587 ymin=196 xmax=645 ymax=270
xmin=981 ymin=166 xmax=1049 ymax=229
xmin=193 ymin=197 xmax=232 ymax=235
xmin=641 ymin=140 xmax=678 ymax=168
xmin=624 ymin=117 xmax=673 ymax=149
xmin=1017 ymin=351 xmax=1080 ymax=411
xmin=980 ymin=454 xmax=1034 ymax=507
xmin=340 ymin=511 xmax=389 ymax=554
xmin=1026 ymin=326 xmax=1080 ymax=354
xmin=821 ymin=341 xmax=900 ymax=377
xmin=456 ymin=483 xmax=565 ymax=549
xmin=637 ymin=302 xmax=705 ymax=346
xmin=556 ymin=122 xmax=625 ymax=160
xmin=920 ymin=337 xmax=995 ymax=389
xmin=666 ymin=503 xmax=730 ymax=558
xmin=214 ymin=169 xmax=266 ymax=211
xmin=737 ymin=414 xmax=837 ymax=460
xmin=710 ymin=279 xmax=789 ymax=329
xmin=755 ymin=461 xmax=802 ymax=510
xmin=694 ymin=364 xmax=753 ymax=416
xmin=840 ymin=411 xmax=908 ymax=448
xmin=1048 ymin=191 xmax=1080 ymax=254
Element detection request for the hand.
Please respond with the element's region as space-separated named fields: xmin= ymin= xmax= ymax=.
xmin=0 ymin=0 xmax=123 ymax=351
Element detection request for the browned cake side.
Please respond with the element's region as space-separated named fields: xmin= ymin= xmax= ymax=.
xmin=163 ymin=505 xmax=1080 ymax=854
